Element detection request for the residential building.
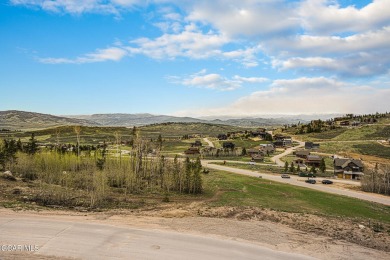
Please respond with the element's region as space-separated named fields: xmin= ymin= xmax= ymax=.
xmin=334 ymin=158 xmax=364 ymax=180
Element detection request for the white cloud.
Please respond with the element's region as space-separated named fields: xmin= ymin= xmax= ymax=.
xmin=174 ymin=77 xmax=390 ymax=116
xmin=186 ymin=0 xmax=299 ymax=37
xmin=299 ymin=0 xmax=390 ymax=35
xmin=267 ymin=27 xmax=390 ymax=56
xmin=169 ymin=70 xmax=268 ymax=91
xmin=232 ymin=75 xmax=268 ymax=83
xmin=274 ymin=52 xmax=390 ymax=77
xmin=125 ymin=23 xmax=261 ymax=66
xmin=267 ymin=27 xmax=390 ymax=77
xmin=10 ymin=0 xmax=122 ymax=15
xmin=126 ymin=24 xmax=229 ymax=60
xmin=39 ymin=47 xmax=127 ymax=64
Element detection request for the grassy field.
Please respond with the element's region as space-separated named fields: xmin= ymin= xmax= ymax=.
xmin=210 ymin=162 xmax=282 ymax=174
xmin=353 ymin=143 xmax=390 ymax=159
xmin=204 ymin=170 xmax=390 ymax=223
xmin=317 ymin=141 xmax=390 ymax=160
xmin=300 ymin=125 xmax=390 ymax=142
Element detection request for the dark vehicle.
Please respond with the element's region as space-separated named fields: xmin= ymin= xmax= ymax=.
xmin=299 ymin=172 xmax=316 ymax=177
xmin=281 ymin=174 xmax=290 ymax=178
xmin=305 ymin=179 xmax=316 ymax=184
xmin=322 ymin=179 xmax=333 ymax=184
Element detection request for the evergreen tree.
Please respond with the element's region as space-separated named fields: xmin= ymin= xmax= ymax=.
xmin=289 ymin=162 xmax=295 ymax=173
xmin=184 ymin=157 xmax=192 ymax=193
xmin=297 ymin=164 xmax=301 ymax=172
xmin=16 ymin=138 xmax=23 ymax=151
xmin=319 ymin=158 xmax=326 ymax=173
xmin=284 ymin=161 xmax=289 ymax=172
xmin=241 ymin=147 xmax=247 ymax=156
xmin=26 ymin=133 xmax=38 ymax=155
xmin=192 ymin=157 xmax=203 ymax=194
xmin=157 ymin=134 xmax=163 ymax=150
xmin=310 ymin=165 xmax=317 ymax=174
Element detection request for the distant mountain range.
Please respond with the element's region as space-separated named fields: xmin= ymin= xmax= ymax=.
xmin=0 ymin=110 xmax=335 ymax=130
xmin=0 ymin=110 xmax=99 ymax=130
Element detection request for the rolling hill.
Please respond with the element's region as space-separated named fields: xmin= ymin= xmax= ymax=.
xmin=0 ymin=110 xmax=98 ymax=130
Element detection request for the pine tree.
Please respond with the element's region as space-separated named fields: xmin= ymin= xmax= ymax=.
xmin=16 ymin=138 xmax=23 ymax=151
xmin=26 ymin=133 xmax=38 ymax=155
xmin=289 ymin=162 xmax=295 ymax=173
xmin=284 ymin=161 xmax=289 ymax=172
xmin=192 ymin=157 xmax=203 ymax=194
xmin=297 ymin=164 xmax=301 ymax=172
xmin=319 ymin=158 xmax=326 ymax=173
xmin=157 ymin=134 xmax=163 ymax=151
xmin=241 ymin=147 xmax=247 ymax=156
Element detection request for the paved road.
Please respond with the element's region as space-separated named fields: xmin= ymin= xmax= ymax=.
xmin=203 ymin=161 xmax=390 ymax=206
xmin=0 ymin=217 xmax=315 ymax=260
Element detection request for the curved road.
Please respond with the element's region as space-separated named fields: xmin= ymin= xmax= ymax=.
xmin=203 ymin=137 xmax=215 ymax=148
xmin=271 ymin=141 xmax=304 ymax=167
xmin=203 ymin=161 xmax=390 ymax=206
xmin=0 ymin=216 xmax=315 ymax=260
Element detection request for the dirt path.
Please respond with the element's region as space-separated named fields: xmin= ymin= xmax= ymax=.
xmin=271 ymin=140 xmax=305 ymax=166
xmin=203 ymin=137 xmax=215 ymax=148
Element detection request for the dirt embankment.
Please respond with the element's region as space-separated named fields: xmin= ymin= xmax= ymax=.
xmin=122 ymin=202 xmax=390 ymax=253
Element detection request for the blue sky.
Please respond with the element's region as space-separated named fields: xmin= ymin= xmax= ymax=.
xmin=1 ymin=0 xmax=389 ymax=117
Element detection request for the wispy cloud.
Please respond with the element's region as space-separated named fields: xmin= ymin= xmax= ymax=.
xmin=168 ymin=70 xmax=268 ymax=91
xmin=39 ymin=47 xmax=127 ymax=64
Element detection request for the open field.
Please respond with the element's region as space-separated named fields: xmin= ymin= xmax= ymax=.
xmin=317 ymin=141 xmax=390 ymax=160
xmin=297 ymin=125 xmax=390 ymax=142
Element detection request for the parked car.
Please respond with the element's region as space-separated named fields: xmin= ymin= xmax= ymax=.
xmin=248 ymin=161 xmax=256 ymax=165
xmin=322 ymin=179 xmax=333 ymax=184
xmin=305 ymin=179 xmax=316 ymax=184
xmin=281 ymin=174 xmax=290 ymax=178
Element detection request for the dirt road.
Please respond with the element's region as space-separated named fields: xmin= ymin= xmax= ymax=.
xmin=0 ymin=214 xmax=314 ymax=260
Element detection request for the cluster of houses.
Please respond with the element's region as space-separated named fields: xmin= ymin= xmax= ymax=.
xmin=183 ymin=132 xmax=365 ymax=180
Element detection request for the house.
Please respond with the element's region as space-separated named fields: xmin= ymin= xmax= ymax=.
xmin=334 ymin=158 xmax=364 ymax=180
xmin=217 ymin=134 xmax=228 ymax=140
xmin=259 ymin=144 xmax=275 ymax=154
xmin=184 ymin=147 xmax=200 ymax=155
xmin=273 ymin=140 xmax=284 ymax=147
xmin=351 ymin=121 xmax=360 ymax=127
xmin=251 ymin=154 xmax=264 ymax=162
xmin=222 ymin=142 xmax=235 ymax=149
xmin=191 ymin=140 xmax=202 ymax=147
xmin=273 ymin=135 xmax=292 ymax=147
xmin=305 ymin=155 xmax=322 ymax=167
xmin=340 ymin=120 xmax=350 ymax=126
xmin=305 ymin=142 xmax=320 ymax=149
xmin=294 ymin=158 xmax=305 ymax=165
xmin=294 ymin=150 xmax=310 ymax=159
xmin=247 ymin=149 xmax=260 ymax=156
